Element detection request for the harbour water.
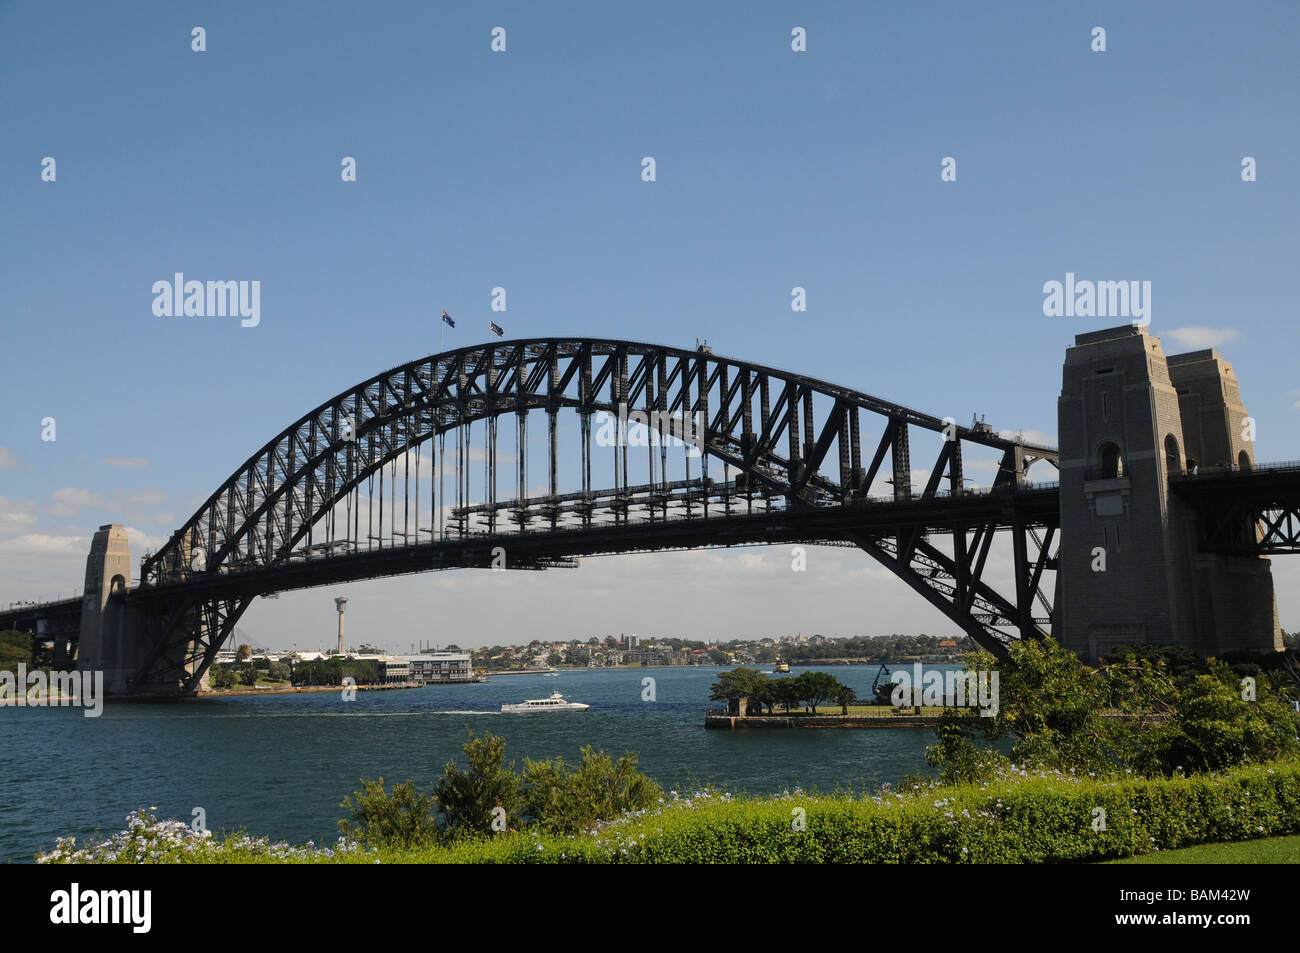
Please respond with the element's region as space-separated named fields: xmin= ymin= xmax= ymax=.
xmin=0 ymin=665 xmax=947 ymax=862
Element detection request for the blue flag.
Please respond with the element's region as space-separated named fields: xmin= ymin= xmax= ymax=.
xmin=441 ymin=311 xmax=455 ymax=328
xmin=489 ymin=321 xmax=504 ymax=337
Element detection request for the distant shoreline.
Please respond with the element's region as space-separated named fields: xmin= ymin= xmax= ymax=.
xmin=197 ymin=683 xmax=421 ymax=698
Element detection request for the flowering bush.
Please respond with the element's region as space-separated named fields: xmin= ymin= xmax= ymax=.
xmin=38 ymin=808 xmax=370 ymax=864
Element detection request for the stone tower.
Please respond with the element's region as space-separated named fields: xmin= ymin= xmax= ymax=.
xmin=1056 ymin=326 xmax=1281 ymax=661
xmin=77 ymin=524 xmax=133 ymax=683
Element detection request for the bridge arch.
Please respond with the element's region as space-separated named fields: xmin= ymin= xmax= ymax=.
xmin=129 ymin=338 xmax=1059 ymax=692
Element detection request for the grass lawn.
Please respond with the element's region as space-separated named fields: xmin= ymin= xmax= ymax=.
xmin=1106 ymin=834 xmax=1300 ymax=864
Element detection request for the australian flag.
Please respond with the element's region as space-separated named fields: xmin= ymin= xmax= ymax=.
xmin=441 ymin=310 xmax=455 ymax=328
xmin=489 ymin=321 xmax=504 ymax=338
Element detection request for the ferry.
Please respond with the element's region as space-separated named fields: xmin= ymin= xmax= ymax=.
xmin=774 ymin=661 xmax=790 ymax=673
xmin=500 ymin=691 xmax=590 ymax=713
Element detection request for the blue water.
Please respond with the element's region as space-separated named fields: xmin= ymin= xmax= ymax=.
xmin=0 ymin=665 xmax=942 ymax=862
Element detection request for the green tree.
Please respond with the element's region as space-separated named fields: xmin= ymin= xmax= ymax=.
xmin=339 ymin=778 xmax=439 ymax=849
xmin=970 ymin=638 xmax=1112 ymax=772
xmin=774 ymin=678 xmax=801 ymax=713
xmin=924 ymin=709 xmax=1006 ymax=785
xmin=519 ymin=747 xmax=661 ymax=835
xmin=833 ymin=683 xmax=857 ymax=715
xmin=750 ymin=676 xmax=777 ymax=715
xmin=1150 ymin=662 xmax=1299 ymax=774
xmin=0 ymin=630 xmax=33 ymax=674
xmin=793 ymin=670 xmax=840 ymax=714
xmin=208 ymin=666 xmax=237 ymax=689
xmin=708 ymin=667 xmax=768 ymax=715
xmin=433 ymin=731 xmax=521 ymax=839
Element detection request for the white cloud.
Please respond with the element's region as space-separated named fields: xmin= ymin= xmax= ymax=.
xmin=0 ymin=447 xmax=18 ymax=469
xmin=0 ymin=497 xmax=38 ymax=539
xmin=1161 ymin=326 xmax=1241 ymax=350
xmin=101 ymin=456 xmax=150 ymax=468
xmin=50 ymin=487 xmax=100 ymax=509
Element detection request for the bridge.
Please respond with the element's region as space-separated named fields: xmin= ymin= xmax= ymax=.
xmin=2 ymin=326 xmax=1295 ymax=695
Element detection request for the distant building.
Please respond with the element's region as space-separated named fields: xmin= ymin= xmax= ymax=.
xmin=377 ymin=657 xmax=410 ymax=684
xmin=347 ymin=654 xmax=412 ymax=684
xmin=405 ymin=652 xmax=473 ymax=684
xmin=624 ymin=633 xmax=640 ymax=649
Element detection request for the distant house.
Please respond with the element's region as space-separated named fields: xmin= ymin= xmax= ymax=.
xmin=938 ymin=639 xmax=958 ymax=648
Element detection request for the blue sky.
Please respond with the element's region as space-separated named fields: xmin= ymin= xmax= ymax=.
xmin=2 ymin=1 xmax=1297 ymax=649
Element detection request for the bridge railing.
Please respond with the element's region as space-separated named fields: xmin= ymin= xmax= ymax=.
xmin=1171 ymin=460 xmax=1300 ymax=480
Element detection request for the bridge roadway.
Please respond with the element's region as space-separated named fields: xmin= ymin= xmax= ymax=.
xmin=5 ymin=465 xmax=1296 ymax=648
xmin=118 ymin=480 xmax=1062 ymax=604
xmin=1170 ymin=461 xmax=1300 ymax=555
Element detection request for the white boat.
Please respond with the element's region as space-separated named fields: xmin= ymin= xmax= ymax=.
xmin=500 ymin=691 xmax=590 ymax=713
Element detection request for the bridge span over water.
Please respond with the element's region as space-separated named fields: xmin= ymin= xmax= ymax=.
xmin=2 ymin=326 xmax=1296 ymax=695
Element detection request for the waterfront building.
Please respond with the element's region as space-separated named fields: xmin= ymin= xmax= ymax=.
xmin=376 ymin=656 xmax=409 ymax=684
xmin=350 ymin=654 xmax=411 ymax=684
xmin=405 ymin=652 xmax=473 ymax=684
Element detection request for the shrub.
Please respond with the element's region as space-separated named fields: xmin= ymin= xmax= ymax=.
xmin=434 ymin=731 xmax=521 ymax=839
xmin=520 ymin=746 xmax=661 ymax=834
xmin=339 ymin=778 xmax=439 ymax=850
xmin=1148 ymin=663 xmax=1299 ymax=774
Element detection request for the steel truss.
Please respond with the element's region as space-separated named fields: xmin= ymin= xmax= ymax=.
xmin=128 ymin=339 xmax=1060 ymax=691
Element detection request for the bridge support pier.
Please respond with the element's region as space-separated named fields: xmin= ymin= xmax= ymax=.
xmin=75 ymin=525 xmax=208 ymax=694
xmin=1056 ymin=326 xmax=1281 ymax=662
xmin=77 ymin=525 xmax=139 ymax=692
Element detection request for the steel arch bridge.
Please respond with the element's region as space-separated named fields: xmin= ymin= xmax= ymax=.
xmin=123 ymin=338 xmax=1059 ymax=693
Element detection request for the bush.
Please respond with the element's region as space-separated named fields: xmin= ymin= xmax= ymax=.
xmin=339 ymin=778 xmax=439 ymax=850
xmin=434 ymin=731 xmax=521 ymax=838
xmin=1149 ymin=663 xmax=1299 ymax=774
xmin=926 ymin=639 xmax=1300 ymax=784
xmin=520 ymin=746 xmax=661 ymax=835
xmin=208 ymin=666 xmax=237 ymax=689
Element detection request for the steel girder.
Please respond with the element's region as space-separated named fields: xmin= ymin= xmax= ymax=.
xmin=1171 ymin=465 xmax=1300 ymax=555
